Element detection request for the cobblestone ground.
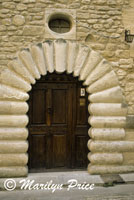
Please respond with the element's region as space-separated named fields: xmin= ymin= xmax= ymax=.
xmin=86 ymin=195 xmax=134 ymax=200
xmin=0 ymin=185 xmax=134 ymax=200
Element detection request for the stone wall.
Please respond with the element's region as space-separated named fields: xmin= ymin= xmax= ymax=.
xmin=0 ymin=0 xmax=134 ymax=177
xmin=0 ymin=0 xmax=134 ymax=114
xmin=1 ymin=39 xmax=134 ymax=177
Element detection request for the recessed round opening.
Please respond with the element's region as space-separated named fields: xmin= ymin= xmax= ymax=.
xmin=48 ymin=15 xmax=71 ymax=34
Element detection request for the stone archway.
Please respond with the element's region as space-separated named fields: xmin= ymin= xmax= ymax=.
xmin=0 ymin=39 xmax=134 ymax=177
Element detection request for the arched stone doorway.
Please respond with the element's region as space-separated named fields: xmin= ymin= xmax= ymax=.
xmin=0 ymin=39 xmax=134 ymax=177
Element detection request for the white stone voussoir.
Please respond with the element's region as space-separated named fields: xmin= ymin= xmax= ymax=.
xmin=84 ymin=59 xmax=112 ymax=86
xmin=8 ymin=59 xmax=36 ymax=84
xmin=42 ymin=41 xmax=54 ymax=73
xmin=89 ymin=128 xmax=126 ymax=140
xmin=67 ymin=41 xmax=78 ymax=74
xmin=88 ymin=86 xmax=124 ymax=103
xmin=80 ymin=50 xmax=102 ymax=81
xmin=0 ymin=128 xmax=28 ymax=140
xmin=74 ymin=45 xmax=90 ymax=77
xmin=88 ymin=153 xmax=123 ymax=165
xmin=18 ymin=49 xmax=40 ymax=79
xmin=30 ymin=44 xmax=47 ymax=76
xmin=87 ymin=70 xmax=119 ymax=93
xmin=88 ymin=140 xmax=134 ymax=152
xmin=0 ymin=154 xmax=28 ymax=166
xmin=0 ymin=67 xmax=31 ymax=92
xmin=89 ymin=116 xmax=126 ymax=128
xmin=0 ymin=84 xmax=29 ymax=101
xmin=0 ymin=141 xmax=28 ymax=153
xmin=89 ymin=103 xmax=127 ymax=116
xmin=54 ymin=39 xmax=67 ymax=73
xmin=0 ymin=115 xmax=28 ymax=127
xmin=0 ymin=101 xmax=28 ymax=115
xmin=0 ymin=167 xmax=28 ymax=178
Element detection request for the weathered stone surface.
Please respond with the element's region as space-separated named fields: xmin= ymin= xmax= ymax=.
xmin=77 ymin=12 xmax=90 ymax=19
xmin=0 ymin=154 xmax=28 ymax=166
xmin=0 ymin=84 xmax=29 ymax=101
xmin=2 ymin=18 xmax=11 ymax=25
xmin=0 ymin=25 xmax=6 ymax=31
xmin=82 ymin=0 xmax=91 ymax=3
xmin=80 ymin=50 xmax=102 ymax=81
xmin=67 ymin=41 xmax=78 ymax=74
xmin=125 ymin=83 xmax=134 ymax=92
xmin=0 ymin=115 xmax=28 ymax=127
xmin=87 ymin=71 xmax=119 ymax=93
xmin=119 ymin=58 xmax=133 ymax=65
xmin=88 ymin=140 xmax=134 ymax=152
xmin=106 ymin=43 xmax=117 ymax=51
xmin=23 ymin=26 xmax=44 ymax=36
xmin=126 ymin=116 xmax=134 ymax=129
xmin=125 ymin=129 xmax=134 ymax=141
xmin=88 ymin=153 xmax=123 ymax=164
xmin=89 ymin=116 xmax=126 ymax=128
xmin=0 ymin=141 xmax=28 ymax=153
xmin=30 ymin=44 xmax=47 ymax=75
xmin=115 ymin=50 xmax=130 ymax=59
xmin=42 ymin=41 xmax=54 ymax=73
xmin=0 ymin=101 xmax=28 ymax=114
xmin=19 ymin=50 xmax=40 ymax=79
xmin=0 ymin=128 xmax=28 ymax=140
xmin=93 ymin=24 xmax=103 ymax=29
xmin=89 ymin=86 xmax=124 ymax=103
xmin=12 ymin=15 xmax=25 ymax=26
xmin=2 ymin=2 xmax=15 ymax=9
xmin=123 ymin=152 xmax=134 ymax=164
xmin=123 ymin=3 xmax=134 ymax=33
xmin=88 ymin=164 xmax=134 ymax=174
xmin=89 ymin=103 xmax=127 ymax=116
xmin=0 ymin=67 xmax=31 ymax=92
xmin=74 ymin=45 xmax=90 ymax=76
xmin=54 ymin=39 xmax=67 ymax=73
xmin=84 ymin=59 xmax=112 ymax=85
xmin=89 ymin=128 xmax=126 ymax=140
xmin=94 ymin=0 xmax=107 ymax=5
xmin=16 ymin=3 xmax=27 ymax=11
xmin=8 ymin=60 xmax=35 ymax=84
xmin=0 ymin=167 xmax=28 ymax=178
xmin=117 ymin=69 xmax=127 ymax=76
xmin=87 ymin=19 xmax=98 ymax=24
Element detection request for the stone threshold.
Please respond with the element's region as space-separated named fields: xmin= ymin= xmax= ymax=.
xmin=0 ymin=171 xmax=134 ymax=191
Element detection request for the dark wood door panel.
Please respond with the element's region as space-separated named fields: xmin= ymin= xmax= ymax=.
xmin=52 ymin=89 xmax=67 ymax=124
xmin=75 ymin=135 xmax=89 ymax=168
xmin=32 ymin=90 xmax=46 ymax=124
xmin=53 ymin=135 xmax=67 ymax=167
xmin=28 ymin=73 xmax=89 ymax=170
xmin=30 ymin=135 xmax=46 ymax=168
xmin=75 ymin=126 xmax=88 ymax=135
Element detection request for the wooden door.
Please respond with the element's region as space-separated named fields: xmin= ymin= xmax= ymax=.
xmin=28 ymin=73 xmax=89 ymax=171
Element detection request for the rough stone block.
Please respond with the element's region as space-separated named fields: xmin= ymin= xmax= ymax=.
xmin=23 ymin=26 xmax=44 ymax=36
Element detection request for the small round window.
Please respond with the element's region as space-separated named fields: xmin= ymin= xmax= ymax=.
xmin=48 ymin=17 xmax=71 ymax=34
